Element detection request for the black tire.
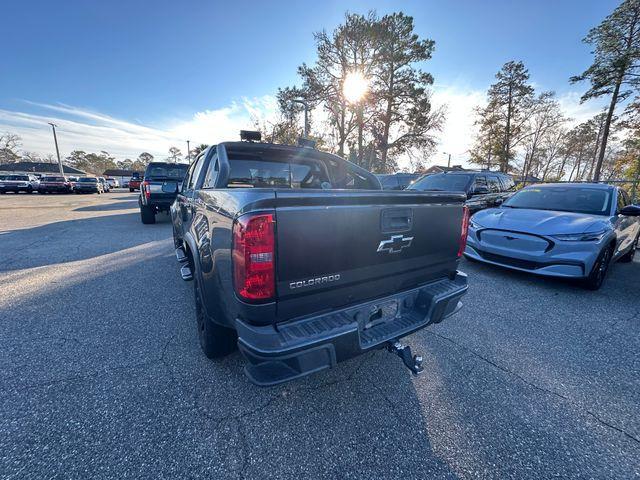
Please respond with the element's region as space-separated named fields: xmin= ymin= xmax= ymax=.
xmin=140 ymin=205 xmax=156 ymax=224
xmin=619 ymin=236 xmax=638 ymax=263
xmin=583 ymin=246 xmax=613 ymax=290
xmin=194 ymin=275 xmax=237 ymax=359
xmin=129 ymin=188 xmax=134 ymax=192
xmin=39 ymin=190 xmax=46 ymax=194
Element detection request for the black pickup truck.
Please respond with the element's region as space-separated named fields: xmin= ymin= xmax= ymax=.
xmin=171 ymin=134 xmax=469 ymax=386
xmin=139 ymin=162 xmax=189 ymax=224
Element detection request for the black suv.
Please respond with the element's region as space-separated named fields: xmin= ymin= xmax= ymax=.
xmin=408 ymin=171 xmax=515 ymax=213
xmin=139 ymin=162 xmax=189 ymax=224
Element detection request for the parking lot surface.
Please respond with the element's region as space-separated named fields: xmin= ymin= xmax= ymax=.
xmin=1 ymin=191 xmax=639 ymax=479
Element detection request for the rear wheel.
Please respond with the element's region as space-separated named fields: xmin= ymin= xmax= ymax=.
xmin=583 ymin=246 xmax=612 ymax=290
xmin=619 ymin=236 xmax=638 ymax=263
xmin=129 ymin=188 xmax=134 ymax=192
xmin=140 ymin=205 xmax=156 ymax=224
xmin=194 ymin=276 xmax=237 ymax=359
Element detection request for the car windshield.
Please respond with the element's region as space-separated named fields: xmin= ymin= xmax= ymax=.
xmin=79 ymin=177 xmax=97 ymax=183
xmin=43 ymin=177 xmax=65 ymax=181
xmin=145 ymin=164 xmax=188 ymax=179
xmin=408 ymin=174 xmax=472 ymax=192
xmin=8 ymin=175 xmax=29 ymax=181
xmin=503 ymin=186 xmax=612 ymax=215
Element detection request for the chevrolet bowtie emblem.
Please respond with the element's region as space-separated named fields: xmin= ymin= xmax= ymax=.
xmin=377 ymin=234 xmax=414 ymax=254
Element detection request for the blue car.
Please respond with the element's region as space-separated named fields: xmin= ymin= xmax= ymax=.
xmin=464 ymin=183 xmax=640 ymax=289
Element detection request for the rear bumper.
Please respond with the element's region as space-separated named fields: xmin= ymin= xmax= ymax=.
xmin=0 ymin=185 xmax=31 ymax=192
xmin=236 ymin=272 xmax=468 ymax=386
xmin=41 ymin=185 xmax=71 ymax=192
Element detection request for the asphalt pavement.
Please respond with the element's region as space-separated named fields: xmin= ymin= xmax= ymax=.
xmin=1 ymin=191 xmax=639 ymax=479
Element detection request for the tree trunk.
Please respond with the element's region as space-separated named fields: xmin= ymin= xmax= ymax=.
xmin=357 ymin=104 xmax=364 ymax=165
xmin=337 ymin=107 xmax=346 ymax=157
xmin=593 ymin=78 xmax=621 ymax=182
xmin=503 ymin=84 xmax=513 ymax=173
xmin=380 ymin=65 xmax=395 ymax=169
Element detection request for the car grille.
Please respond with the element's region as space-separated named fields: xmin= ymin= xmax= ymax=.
xmin=475 ymin=249 xmax=584 ymax=274
xmin=477 ymin=250 xmax=542 ymax=270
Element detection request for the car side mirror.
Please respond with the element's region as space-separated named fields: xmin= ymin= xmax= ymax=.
xmin=620 ymin=205 xmax=640 ymax=216
xmin=495 ymin=197 xmax=504 ymax=205
xmin=472 ymin=186 xmax=489 ymax=195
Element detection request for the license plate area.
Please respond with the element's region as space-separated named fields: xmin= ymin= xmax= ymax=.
xmin=363 ymin=300 xmax=398 ymax=330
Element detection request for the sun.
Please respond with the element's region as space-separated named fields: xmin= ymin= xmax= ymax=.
xmin=343 ymin=71 xmax=369 ymax=103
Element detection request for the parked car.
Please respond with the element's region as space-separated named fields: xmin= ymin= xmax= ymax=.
xmin=0 ymin=174 xmax=39 ymax=194
xmin=408 ymin=171 xmax=515 ymax=213
xmin=38 ymin=175 xmax=72 ymax=194
xmin=106 ymin=178 xmax=119 ymax=188
xmin=121 ymin=180 xmax=130 ymax=188
xmin=464 ymin=183 xmax=640 ymax=290
xmin=139 ymin=162 xmax=189 ymax=224
xmin=171 ymin=135 xmax=469 ymax=386
xmin=129 ymin=175 xmax=142 ymax=192
xmin=376 ymin=173 xmax=421 ymax=190
xmin=68 ymin=176 xmax=79 ymax=189
xmin=74 ymin=176 xmax=103 ymax=194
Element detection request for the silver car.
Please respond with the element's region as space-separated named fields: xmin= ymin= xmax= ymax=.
xmin=464 ymin=183 xmax=640 ymax=289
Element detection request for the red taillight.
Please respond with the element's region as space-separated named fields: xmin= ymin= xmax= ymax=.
xmin=232 ymin=213 xmax=275 ymax=301
xmin=142 ymin=181 xmax=150 ymax=200
xmin=457 ymin=206 xmax=470 ymax=258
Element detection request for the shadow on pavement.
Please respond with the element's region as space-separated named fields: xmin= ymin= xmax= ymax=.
xmin=0 ymin=236 xmax=460 ymax=479
xmin=74 ymin=200 xmax=141 ymax=212
xmin=0 ymin=212 xmax=171 ymax=272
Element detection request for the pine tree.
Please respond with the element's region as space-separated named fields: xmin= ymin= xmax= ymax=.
xmin=571 ymin=0 xmax=640 ymax=181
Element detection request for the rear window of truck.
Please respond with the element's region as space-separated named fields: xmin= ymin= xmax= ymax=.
xmin=227 ymin=155 xmax=330 ymax=189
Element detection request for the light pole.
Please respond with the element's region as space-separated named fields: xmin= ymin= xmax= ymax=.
xmin=291 ymin=99 xmax=309 ymax=138
xmin=443 ymin=152 xmax=452 ymax=168
xmin=48 ymin=123 xmax=64 ymax=175
xmin=186 ymin=140 xmax=191 ymax=163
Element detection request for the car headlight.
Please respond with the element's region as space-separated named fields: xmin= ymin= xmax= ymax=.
xmin=552 ymin=230 xmax=607 ymax=242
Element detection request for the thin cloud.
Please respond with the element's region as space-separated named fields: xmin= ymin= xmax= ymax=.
xmin=1 ymin=89 xmax=604 ymax=166
xmin=0 ymin=98 xmax=277 ymax=160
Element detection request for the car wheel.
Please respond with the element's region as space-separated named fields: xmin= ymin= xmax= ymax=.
xmin=619 ymin=236 xmax=638 ymax=263
xmin=194 ymin=274 xmax=237 ymax=359
xmin=583 ymin=246 xmax=613 ymax=290
xmin=140 ymin=205 xmax=156 ymax=224
xmin=129 ymin=188 xmax=134 ymax=192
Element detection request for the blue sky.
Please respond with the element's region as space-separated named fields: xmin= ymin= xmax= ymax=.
xmin=0 ymin=0 xmax=621 ymax=164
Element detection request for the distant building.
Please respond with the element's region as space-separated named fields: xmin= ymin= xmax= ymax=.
xmin=103 ymin=169 xmax=143 ymax=186
xmin=0 ymin=162 xmax=86 ymax=176
xmin=420 ymin=164 xmax=467 ymax=175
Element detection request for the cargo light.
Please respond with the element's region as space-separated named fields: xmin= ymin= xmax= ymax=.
xmin=457 ymin=206 xmax=470 ymax=258
xmin=232 ymin=212 xmax=275 ymax=301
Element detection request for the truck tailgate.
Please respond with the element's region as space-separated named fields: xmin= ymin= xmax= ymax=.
xmin=274 ymin=190 xmax=466 ymax=321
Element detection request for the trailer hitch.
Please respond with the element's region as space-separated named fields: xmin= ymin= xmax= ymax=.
xmin=386 ymin=340 xmax=424 ymax=375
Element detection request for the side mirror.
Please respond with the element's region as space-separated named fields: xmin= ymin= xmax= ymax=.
xmin=620 ymin=205 xmax=640 ymax=216
xmin=495 ymin=197 xmax=504 ymax=205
